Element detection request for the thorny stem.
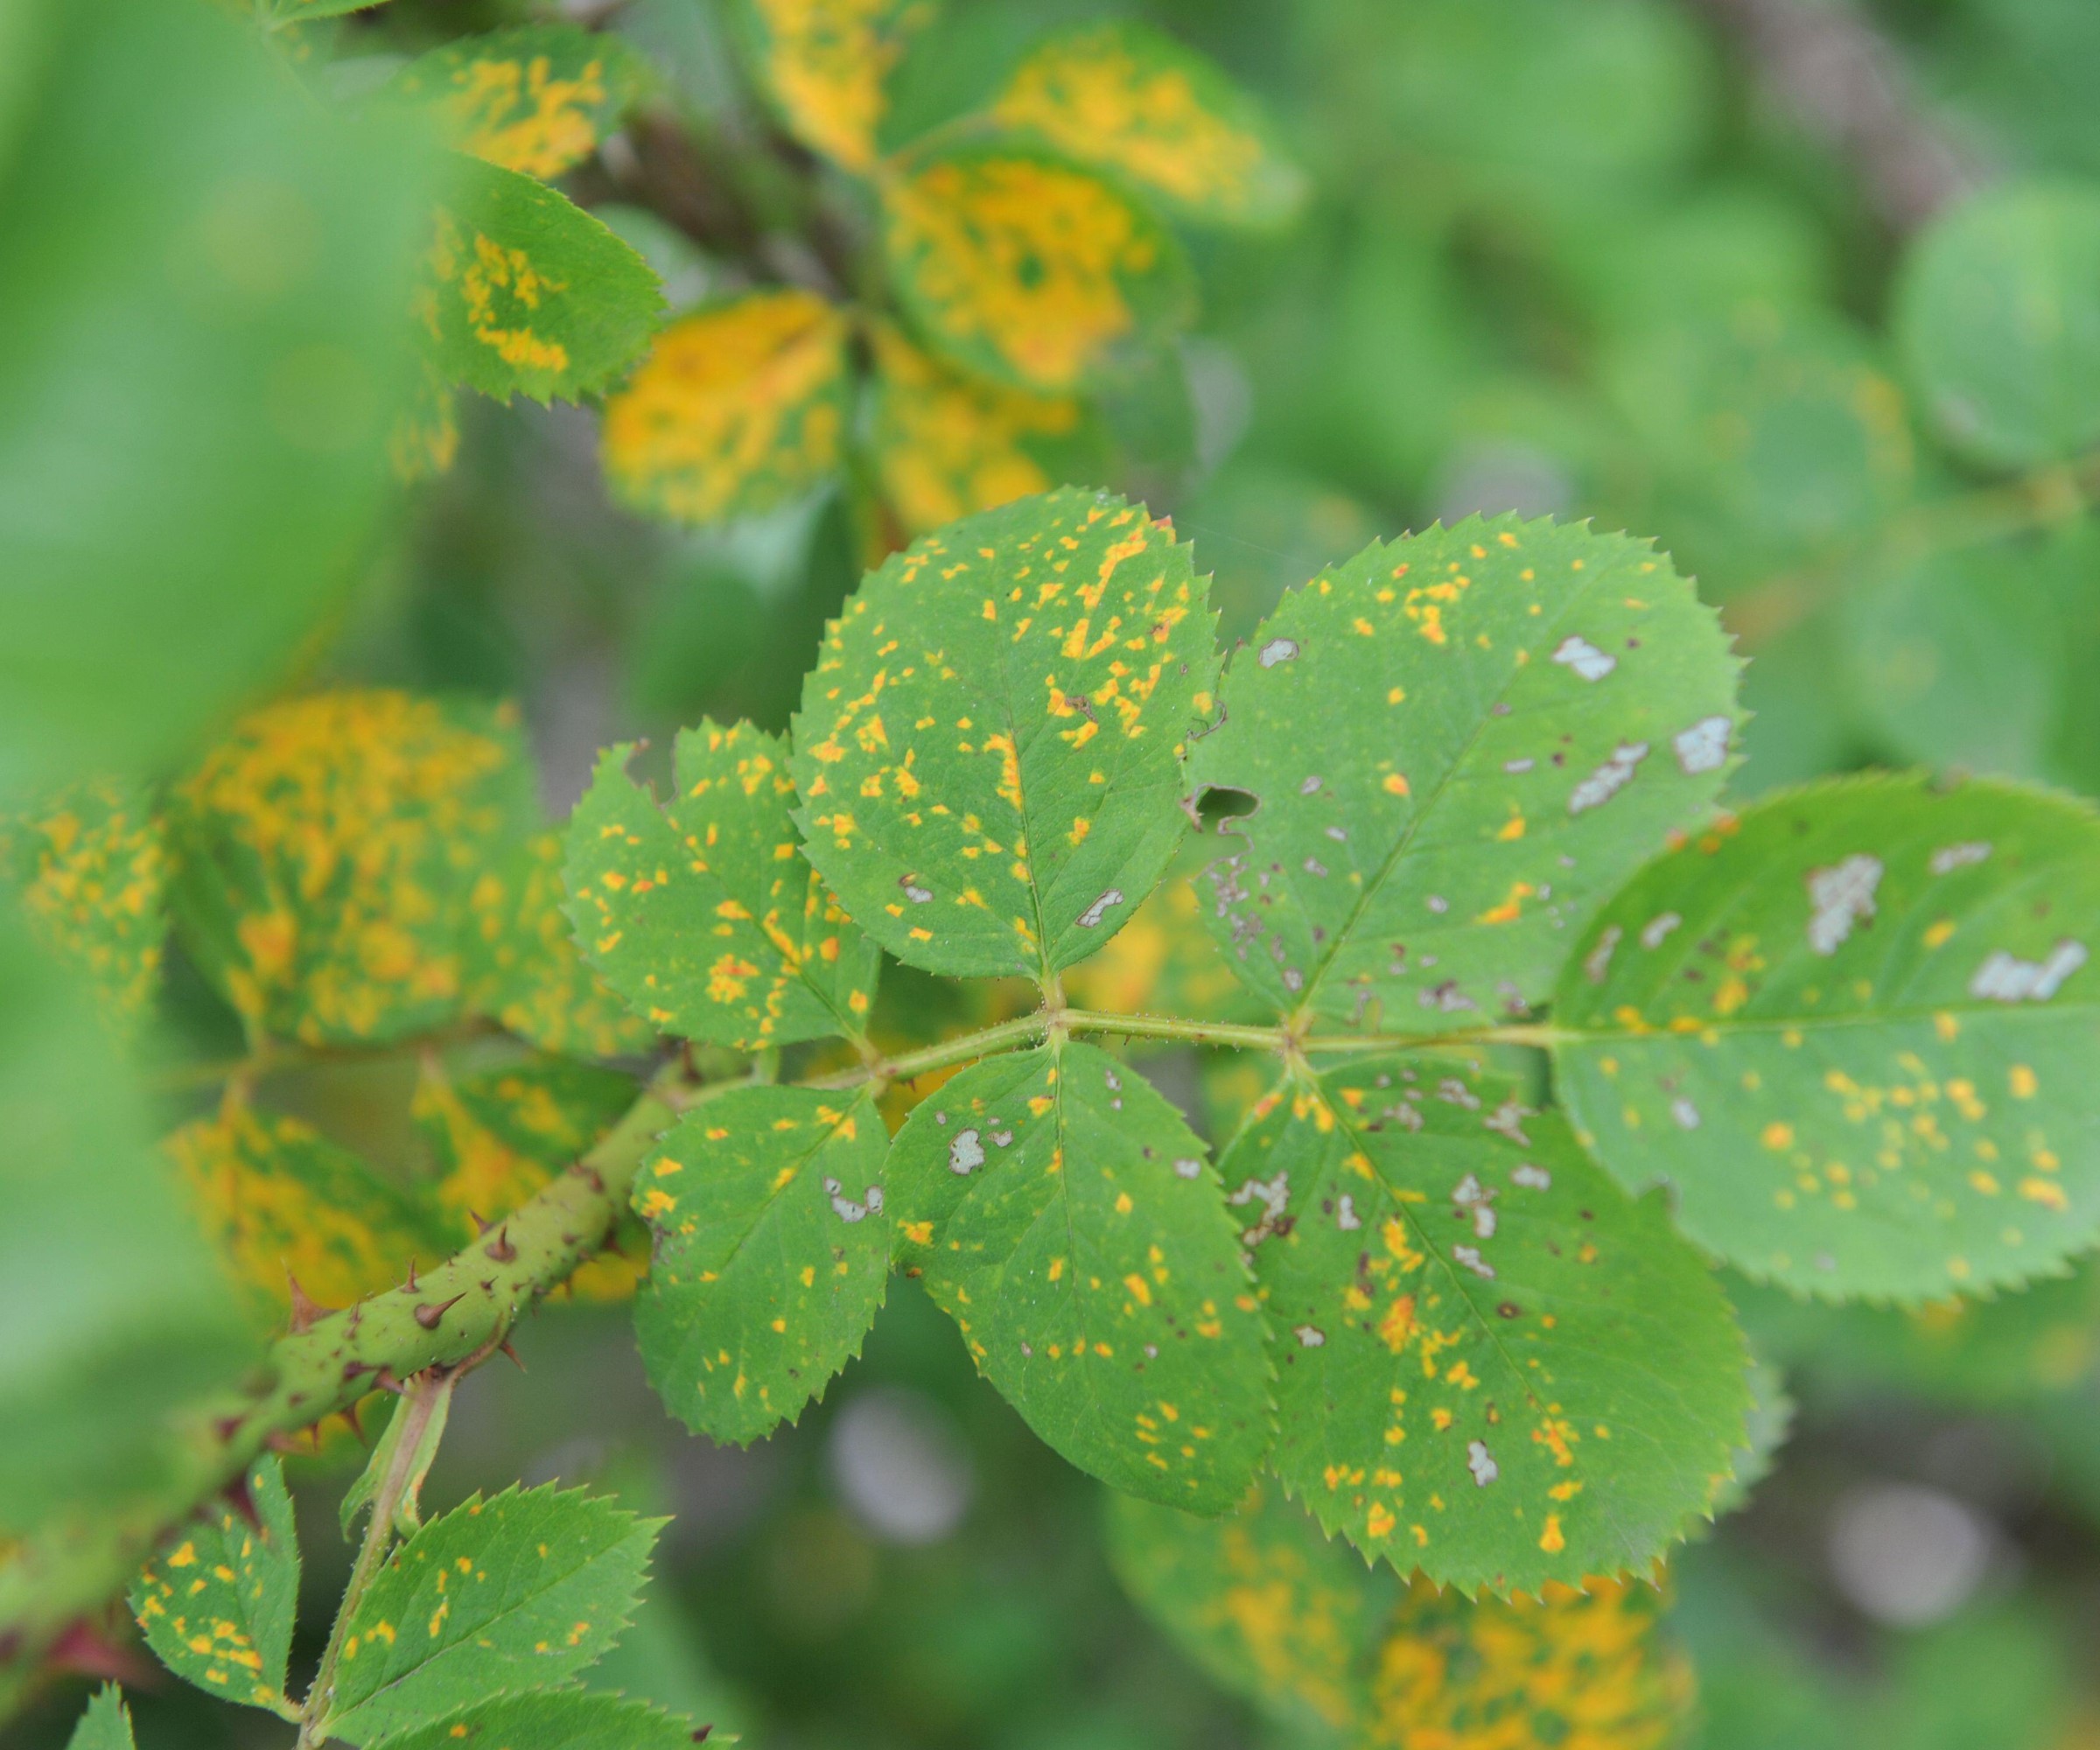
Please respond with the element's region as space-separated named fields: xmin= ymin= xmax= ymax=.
xmin=296 ymin=1369 xmax=452 ymax=1749
xmin=5 ymin=1004 xmax=1554 ymax=1686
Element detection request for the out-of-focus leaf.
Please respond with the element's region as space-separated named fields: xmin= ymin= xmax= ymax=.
xmin=0 ymin=0 xmax=436 ymax=801
xmin=168 ymin=690 xmax=539 ymax=1049
xmin=61 ymin=1687 xmax=134 ymax=1750
xmin=320 ymin=1485 xmax=661 ymax=1745
xmin=634 ymin=1087 xmax=889 ymax=1444
xmin=600 ymin=290 xmax=850 ymax=527
xmin=567 ymin=724 xmax=878 ymax=1051
xmin=730 ymin=0 xmax=938 ymax=172
xmin=375 ymin=1691 xmax=704 ymax=1750
xmin=790 ymin=489 xmax=1214 ymax=981
xmin=420 ymin=157 xmax=663 ymax=406
xmin=1554 ymin=774 xmax=2100 ymax=1299
xmin=3 ymin=776 xmax=166 ymax=1036
xmin=168 ymin=1096 xmax=451 ymax=1314
xmin=1895 ymin=181 xmax=2100 ymax=472
xmin=388 ymin=354 xmax=462 ymax=484
xmin=1188 ymin=515 xmax=1740 ymax=1034
xmin=990 ymin=20 xmax=1304 ymax=229
xmin=1365 ymin=1575 xmax=1692 ymax=1748
xmin=391 ymin=24 xmax=648 ymax=179
xmin=130 ymin=1456 xmax=299 ymax=1714
xmin=881 ymin=143 xmax=1194 ymax=395
xmin=462 ymin=830 xmax=658 ymax=1060
xmin=1220 ymin=1056 xmax=1746 ymax=1591
xmin=1106 ymin=1482 xmax=1378 ymax=1733
xmin=868 ymin=323 xmax=1102 ymax=536
xmin=0 ymin=911 xmax=256 ymax=1534
xmin=1606 ymin=306 xmax=1916 ymax=595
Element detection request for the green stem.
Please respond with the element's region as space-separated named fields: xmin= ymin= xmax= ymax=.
xmin=296 ymin=1370 xmax=450 ymax=1749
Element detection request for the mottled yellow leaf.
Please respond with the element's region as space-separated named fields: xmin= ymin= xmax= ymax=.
xmin=4 ymin=776 xmax=167 ymax=1034
xmin=169 ymin=690 xmax=538 ymax=1048
xmin=991 ymin=20 xmax=1305 ymax=228
xmin=600 ymin=289 xmax=850 ymax=526
xmin=462 ymin=830 xmax=656 ymax=1060
xmin=393 ymin=24 xmax=647 ymax=180
xmin=388 ymin=355 xmax=460 ymax=485
xmin=868 ymin=322 xmax=1100 ymax=536
xmin=1367 ymin=1577 xmax=1692 ymax=1750
xmin=881 ymin=143 xmax=1194 ymax=394
xmin=413 ymin=1056 xmax=642 ymax=1299
xmin=733 ymin=0 xmax=938 ymax=172
xmin=168 ymin=1096 xmax=450 ymax=1314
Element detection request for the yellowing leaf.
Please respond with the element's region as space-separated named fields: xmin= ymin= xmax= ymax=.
xmin=168 ymin=1097 xmax=449 ymax=1313
xmin=868 ymin=323 xmax=1101 ymax=536
xmin=388 ymin=355 xmax=460 ymax=484
xmin=992 ymin=20 xmax=1305 ymax=229
xmin=462 ymin=830 xmax=657 ymax=1060
xmin=4 ymin=776 xmax=167 ymax=1034
xmin=600 ymin=290 xmax=850 ymax=526
xmin=881 ymin=143 xmax=1194 ymax=394
xmin=413 ymin=1056 xmax=642 ymax=1299
xmin=733 ymin=0 xmax=938 ymax=172
xmin=1367 ymin=1578 xmax=1691 ymax=1750
xmin=419 ymin=157 xmax=664 ymax=406
xmin=393 ymin=24 xmax=647 ymax=179
xmin=169 ymin=690 xmax=538 ymax=1048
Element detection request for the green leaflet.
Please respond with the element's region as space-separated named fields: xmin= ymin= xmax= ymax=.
xmin=391 ymin=24 xmax=648 ymax=180
xmin=790 ymin=488 xmax=1216 ymax=983
xmin=130 ymin=1456 xmax=299 ymax=1715
xmin=633 ymin=1086 xmax=889 ymax=1444
xmin=62 ymin=1686 xmax=134 ymax=1750
xmin=1707 ymin=1353 xmax=1792 ymax=1525
xmin=1552 ymin=774 xmax=2100 ymax=1300
xmin=888 ymin=1040 xmax=1272 ymax=1512
xmin=1187 ymin=515 xmax=1740 ymax=1035
xmin=879 ymin=143 xmax=1195 ymax=395
xmin=566 ymin=724 xmax=878 ymax=1051
xmin=1110 ymin=1484 xmax=1694 ymax=1748
xmin=169 ymin=1099 xmax=452 ymax=1317
xmin=168 ymin=690 xmax=540 ymax=1050
xmin=990 ymin=19 xmax=1306 ymax=229
xmin=1894 ymin=181 xmax=2100 ymax=472
xmin=462 ymin=830 xmax=658 ymax=1061
xmin=1218 ymin=1055 xmax=1745 ymax=1592
xmin=1105 ymin=1481 xmax=1382 ymax=1732
xmin=422 ymin=156 xmax=663 ymax=407
xmin=374 ymin=1690 xmax=704 ymax=1750
xmin=320 ymin=1484 xmax=661 ymax=1746
xmin=3 ymin=775 xmax=167 ymax=1035
xmin=599 ymin=290 xmax=852 ymax=528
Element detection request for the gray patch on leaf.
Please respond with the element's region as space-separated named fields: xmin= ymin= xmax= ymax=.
xmin=1806 ymin=854 xmax=1881 ymax=956
xmin=1584 ymin=924 xmax=1622 ymax=984
xmin=1512 ymin=1164 xmax=1551 ymax=1190
xmin=1640 ymin=912 xmax=1683 ymax=950
xmin=1075 ymin=888 xmax=1124 ymax=928
xmin=1970 ymin=939 xmax=2087 ymax=1003
xmin=1931 ymin=841 xmax=1992 ymax=876
xmin=1551 ymin=634 xmax=1616 ymax=682
xmin=1568 ymin=741 xmax=1648 ymax=815
xmin=1467 ymin=1439 xmax=1499 ymax=1486
xmin=1673 ymin=715 xmax=1732 ymax=774
xmin=1258 ymin=637 xmax=1299 ymax=668
xmin=948 ymin=1128 xmax=985 ymax=1175
xmin=1452 ymin=1244 xmax=1495 ymax=1279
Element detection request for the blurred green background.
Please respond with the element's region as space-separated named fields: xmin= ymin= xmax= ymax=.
xmin=11 ymin=0 xmax=2100 ymax=1745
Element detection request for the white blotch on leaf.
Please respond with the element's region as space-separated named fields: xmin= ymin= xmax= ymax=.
xmin=1173 ymin=1156 xmax=1202 ymax=1180
xmin=1568 ymin=741 xmax=1648 ymax=815
xmin=1673 ymin=715 xmax=1732 ymax=774
xmin=1452 ymin=1244 xmax=1495 ymax=1279
xmin=1670 ymin=1096 xmax=1701 ymax=1130
xmin=1452 ymin=1172 xmax=1498 ymax=1239
xmin=1640 ymin=912 xmax=1683 ymax=950
xmin=1551 ymin=635 xmax=1616 ymax=682
xmin=1337 ymin=1194 xmax=1361 ymax=1230
xmin=1512 ymin=1164 xmax=1551 ymax=1190
xmin=1294 ymin=1325 xmax=1326 ymax=1348
xmin=1806 ymin=854 xmax=1882 ymax=956
xmin=1258 ymin=637 xmax=1299 ymax=668
xmin=1076 ymin=889 xmax=1124 ymax=928
xmin=1584 ymin=924 xmax=1622 ymax=984
xmin=948 ymin=1128 xmax=985 ymax=1175
xmin=1483 ymin=1098 xmax=1530 ymax=1145
xmin=1931 ymin=842 xmax=1992 ymax=876
xmin=1466 ymin=1439 xmax=1500 ymax=1487
xmin=1970 ymin=939 xmax=2087 ymax=1003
